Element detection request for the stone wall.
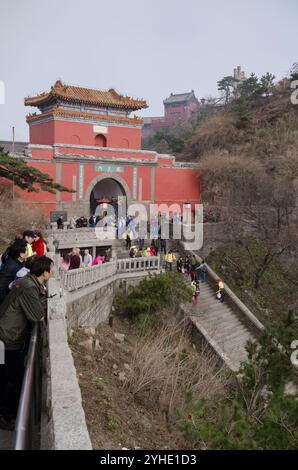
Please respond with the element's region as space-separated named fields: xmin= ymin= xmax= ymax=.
xmin=41 ymin=278 xmax=92 ymax=450
xmin=42 ymin=269 xmax=162 ymax=449
xmin=66 ymin=282 xmax=114 ymax=330
xmin=65 ymin=271 xmax=157 ymax=330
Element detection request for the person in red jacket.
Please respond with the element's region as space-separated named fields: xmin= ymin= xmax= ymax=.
xmin=149 ymin=245 xmax=155 ymax=256
xmin=32 ymin=232 xmax=46 ymax=256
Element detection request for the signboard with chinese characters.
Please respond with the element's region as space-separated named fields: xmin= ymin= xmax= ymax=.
xmin=132 ymin=167 xmax=138 ymax=200
xmin=94 ymin=164 xmax=124 ymax=173
xmin=50 ymin=211 xmax=67 ymax=222
xmin=78 ymin=164 xmax=85 ymax=200
xmin=93 ymin=125 xmax=108 ymax=134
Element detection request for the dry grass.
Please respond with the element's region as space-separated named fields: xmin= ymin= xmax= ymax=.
xmin=124 ymin=316 xmax=229 ymax=422
xmin=183 ymin=92 xmax=298 ymax=163
xmin=184 ymin=113 xmax=243 ymax=159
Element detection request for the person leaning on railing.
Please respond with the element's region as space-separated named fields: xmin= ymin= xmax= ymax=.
xmin=0 ymin=239 xmax=28 ymax=306
xmin=0 ymin=256 xmax=54 ymax=431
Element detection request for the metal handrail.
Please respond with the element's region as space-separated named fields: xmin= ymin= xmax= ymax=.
xmin=12 ymin=324 xmax=40 ymax=450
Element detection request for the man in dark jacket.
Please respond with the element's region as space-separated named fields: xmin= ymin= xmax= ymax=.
xmin=57 ymin=215 xmax=64 ymax=230
xmin=89 ymin=214 xmax=98 ymax=228
xmin=0 ymin=256 xmax=53 ymax=428
xmin=0 ymin=240 xmax=28 ymax=305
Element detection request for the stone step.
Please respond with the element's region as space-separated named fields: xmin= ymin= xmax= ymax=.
xmin=198 ymin=302 xmax=237 ymax=315
xmin=215 ymin=328 xmax=251 ymax=346
xmin=199 ymin=325 xmax=248 ymax=345
xmin=211 ymin=324 xmax=248 ymax=340
xmin=228 ymin=337 xmax=256 ymax=357
xmin=198 ymin=306 xmax=237 ymax=318
xmin=197 ymin=295 xmax=232 ymax=305
xmin=199 ymin=310 xmax=238 ymax=322
xmin=219 ymin=334 xmax=253 ymax=353
xmin=202 ymin=315 xmax=243 ymax=328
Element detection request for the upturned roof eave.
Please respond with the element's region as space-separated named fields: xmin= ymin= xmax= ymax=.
xmin=24 ymin=90 xmax=148 ymax=111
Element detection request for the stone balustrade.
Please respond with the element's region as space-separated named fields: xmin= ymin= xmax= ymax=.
xmin=60 ymin=261 xmax=117 ymax=292
xmin=60 ymin=256 xmax=161 ymax=292
xmin=117 ymin=256 xmax=160 ymax=273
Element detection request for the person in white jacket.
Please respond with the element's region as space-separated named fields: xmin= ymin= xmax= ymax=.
xmin=83 ymin=249 xmax=93 ymax=267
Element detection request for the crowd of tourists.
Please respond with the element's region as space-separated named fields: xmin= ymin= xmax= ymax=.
xmin=0 ymin=230 xmax=54 ymax=431
xmin=126 ymin=236 xmax=167 ymax=258
xmin=56 ymin=210 xmax=188 ymax=233
xmin=175 ymin=253 xmax=225 ymax=304
xmin=60 ymin=247 xmax=112 ymax=271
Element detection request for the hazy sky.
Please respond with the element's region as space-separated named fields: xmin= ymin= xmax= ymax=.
xmin=0 ymin=0 xmax=297 ymax=141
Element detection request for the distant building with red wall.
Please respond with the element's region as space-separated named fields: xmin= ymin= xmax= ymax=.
xmin=5 ymin=81 xmax=200 ymax=218
xmin=142 ymin=91 xmax=200 ymax=138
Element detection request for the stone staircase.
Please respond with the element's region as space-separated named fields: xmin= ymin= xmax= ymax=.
xmin=115 ymin=238 xmax=258 ymax=371
xmin=185 ymin=276 xmax=257 ymax=371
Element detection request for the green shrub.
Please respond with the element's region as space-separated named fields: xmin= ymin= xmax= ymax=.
xmin=117 ymin=272 xmax=192 ymax=319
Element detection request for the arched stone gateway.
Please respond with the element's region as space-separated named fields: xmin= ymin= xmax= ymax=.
xmin=86 ymin=174 xmax=131 ymax=215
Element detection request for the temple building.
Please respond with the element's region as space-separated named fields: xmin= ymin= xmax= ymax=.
xmin=142 ymin=90 xmax=200 ymax=138
xmin=9 ymin=81 xmax=201 ymax=218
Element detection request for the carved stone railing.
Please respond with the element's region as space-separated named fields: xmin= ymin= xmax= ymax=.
xmin=117 ymin=256 xmax=160 ymax=273
xmin=60 ymin=261 xmax=117 ymax=292
xmin=60 ymin=256 xmax=161 ymax=292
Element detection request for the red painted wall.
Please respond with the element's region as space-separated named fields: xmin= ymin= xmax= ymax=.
xmin=155 ymin=167 xmax=200 ymax=209
xmin=137 ymin=166 xmax=152 ymax=201
xmin=57 ymin=145 xmax=156 ymax=161
xmin=29 ymin=119 xmax=142 ymax=149
xmin=54 ymin=120 xmax=141 ymax=149
xmin=29 ymin=121 xmax=55 ymax=145
xmin=31 ymin=148 xmax=54 ymax=159
xmin=60 ymin=162 xmax=78 ymax=201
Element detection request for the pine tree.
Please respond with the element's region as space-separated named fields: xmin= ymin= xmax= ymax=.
xmin=217 ymin=76 xmax=235 ymax=104
xmin=0 ymin=146 xmax=73 ymax=194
